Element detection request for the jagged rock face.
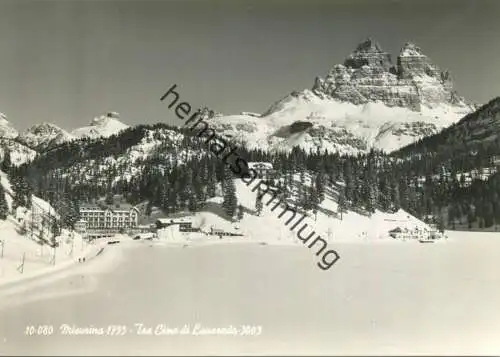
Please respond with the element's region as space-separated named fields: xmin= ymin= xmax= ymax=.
xmin=397 ymin=42 xmax=440 ymax=79
xmin=18 ymin=123 xmax=74 ymax=151
xmin=312 ymin=39 xmax=469 ymax=111
xmin=343 ymin=38 xmax=395 ymax=73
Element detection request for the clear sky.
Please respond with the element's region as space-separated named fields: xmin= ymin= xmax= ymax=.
xmin=0 ymin=0 xmax=499 ymax=131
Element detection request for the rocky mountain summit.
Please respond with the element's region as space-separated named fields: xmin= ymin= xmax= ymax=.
xmin=0 ymin=111 xmax=129 ymax=166
xmin=70 ymin=112 xmax=129 ymax=139
xmin=210 ymin=38 xmax=474 ymax=154
xmin=312 ymin=39 xmax=468 ymax=111
xmin=18 ymin=122 xmax=74 ymax=151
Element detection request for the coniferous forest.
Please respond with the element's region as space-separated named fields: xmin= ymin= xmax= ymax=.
xmin=2 ymin=118 xmax=500 ymax=231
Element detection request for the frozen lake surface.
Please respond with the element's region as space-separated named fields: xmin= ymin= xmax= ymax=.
xmin=1 ymin=232 xmax=500 ymax=355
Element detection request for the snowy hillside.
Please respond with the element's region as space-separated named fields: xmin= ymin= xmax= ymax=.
xmin=0 ymin=113 xmax=37 ymax=166
xmin=57 ymin=127 xmax=208 ymax=185
xmin=0 ymin=170 xmax=88 ymax=284
xmin=209 ymin=39 xmax=474 ymax=155
xmin=211 ymin=90 xmax=471 ymax=154
xmin=0 ymin=138 xmax=36 ymax=167
xmin=71 ymin=112 xmax=129 ymax=139
xmin=166 ymin=175 xmax=431 ymax=246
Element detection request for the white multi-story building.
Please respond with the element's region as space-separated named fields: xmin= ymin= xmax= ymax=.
xmin=79 ymin=204 xmax=139 ymax=230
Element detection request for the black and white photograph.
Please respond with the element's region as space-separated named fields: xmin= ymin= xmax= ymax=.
xmin=0 ymin=0 xmax=499 ymax=355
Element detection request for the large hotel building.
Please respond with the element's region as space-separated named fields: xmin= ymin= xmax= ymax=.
xmin=79 ymin=204 xmax=139 ymax=230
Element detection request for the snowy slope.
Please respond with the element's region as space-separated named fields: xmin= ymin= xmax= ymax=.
xmin=71 ymin=112 xmax=129 ymax=139
xmin=210 ymin=90 xmax=471 ymax=154
xmin=61 ymin=127 xmax=207 ymax=185
xmin=0 ymin=113 xmax=37 ymax=166
xmin=165 ymin=175 xmax=431 ymax=245
xmin=0 ymin=139 xmax=36 ymax=167
xmin=0 ymin=170 xmax=86 ymax=283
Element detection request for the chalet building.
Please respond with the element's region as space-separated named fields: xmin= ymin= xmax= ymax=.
xmin=155 ymin=218 xmax=198 ymax=232
xmin=79 ymin=204 xmax=139 ymax=230
xmin=156 ymin=218 xmax=202 ymax=240
xmin=247 ymin=162 xmax=274 ymax=179
xmin=389 ymin=226 xmax=441 ymax=240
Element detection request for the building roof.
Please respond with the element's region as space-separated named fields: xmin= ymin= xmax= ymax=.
xmin=248 ymin=162 xmax=273 ymax=170
xmin=80 ymin=204 xmax=139 ymax=213
xmin=156 ymin=218 xmax=190 ymax=223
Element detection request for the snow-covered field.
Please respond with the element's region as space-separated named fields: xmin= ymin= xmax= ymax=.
xmin=0 ymin=230 xmax=499 ymax=355
xmin=0 ymin=218 xmax=102 ymax=287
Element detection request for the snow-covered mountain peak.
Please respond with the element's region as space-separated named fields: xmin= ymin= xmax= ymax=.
xmin=0 ymin=113 xmax=19 ymax=139
xmin=343 ymin=37 xmax=395 ymax=72
xmin=209 ymin=38 xmax=476 ymax=155
xmin=312 ymin=38 xmax=471 ymax=111
xmin=71 ymin=112 xmax=129 ymax=139
xmin=18 ymin=122 xmax=74 ymax=151
xmin=399 ymin=42 xmax=425 ymax=57
xmin=91 ymin=111 xmax=120 ymax=126
xmin=24 ymin=122 xmax=64 ymax=136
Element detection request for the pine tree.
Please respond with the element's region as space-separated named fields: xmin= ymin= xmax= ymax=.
xmin=105 ymin=193 xmax=114 ymax=205
xmin=391 ymin=181 xmax=401 ymax=212
xmin=307 ymin=185 xmax=319 ymax=213
xmin=207 ymin=178 xmax=216 ymax=198
xmin=237 ymin=205 xmax=244 ymax=221
xmin=66 ymin=200 xmax=80 ymax=229
xmin=11 ymin=175 xmax=32 ymax=210
xmin=51 ymin=219 xmax=61 ymax=240
xmin=437 ymin=211 xmax=446 ymax=233
xmin=315 ymin=171 xmax=326 ymax=204
xmin=337 ymin=188 xmax=346 ymax=220
xmin=145 ymin=201 xmax=153 ymax=216
xmin=20 ymin=220 xmax=27 ymax=235
xmin=1 ymin=150 xmax=11 ymax=173
xmin=363 ymin=179 xmax=376 ymax=215
xmin=222 ymin=168 xmax=237 ymax=218
xmin=188 ymin=193 xmax=198 ymax=212
xmin=0 ymin=185 xmax=8 ymax=220
xmin=255 ymin=194 xmax=263 ymax=216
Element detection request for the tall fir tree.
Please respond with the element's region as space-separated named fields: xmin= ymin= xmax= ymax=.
xmin=0 ymin=184 xmax=8 ymax=220
xmin=222 ymin=167 xmax=237 ymax=218
xmin=237 ymin=204 xmax=244 ymax=221
xmin=337 ymin=188 xmax=346 ymax=220
xmin=255 ymin=193 xmax=263 ymax=216
xmin=1 ymin=150 xmax=11 ymax=173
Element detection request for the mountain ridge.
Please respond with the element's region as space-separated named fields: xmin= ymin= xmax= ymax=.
xmin=207 ymin=38 xmax=475 ymax=154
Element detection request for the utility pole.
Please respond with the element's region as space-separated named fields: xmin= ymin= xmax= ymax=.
xmin=30 ymin=203 xmax=34 ymax=241
xmin=0 ymin=239 xmax=4 ymax=258
xmin=17 ymin=253 xmax=25 ymax=274
xmin=327 ymin=227 xmax=333 ymax=242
